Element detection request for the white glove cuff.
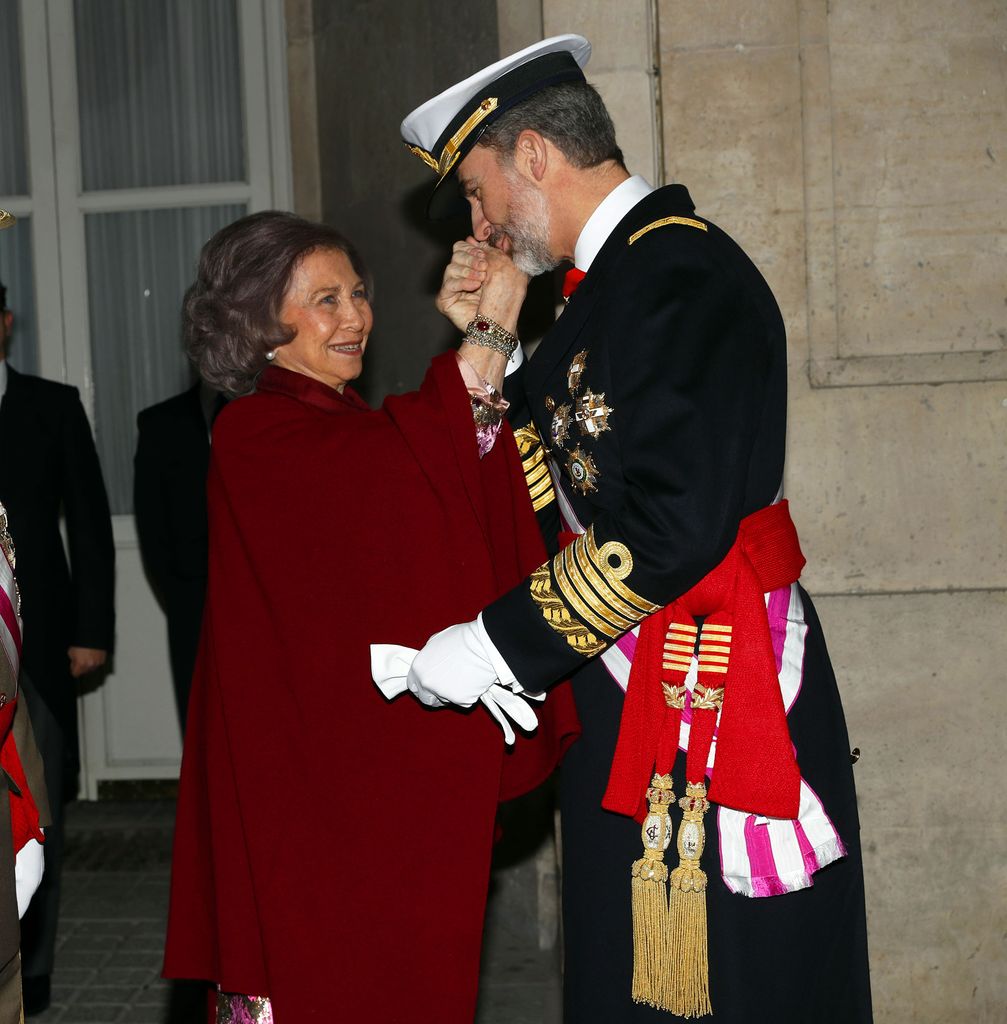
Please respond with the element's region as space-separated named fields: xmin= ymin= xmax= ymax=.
xmin=474 ymin=613 xmax=518 ymax=689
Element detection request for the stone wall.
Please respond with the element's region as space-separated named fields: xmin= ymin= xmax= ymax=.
xmin=656 ymin=1 xmax=1006 ymax=1019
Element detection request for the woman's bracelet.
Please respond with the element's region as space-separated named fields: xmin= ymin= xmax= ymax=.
xmin=465 ymin=314 xmax=519 ymax=358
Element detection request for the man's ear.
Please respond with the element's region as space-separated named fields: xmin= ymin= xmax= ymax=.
xmin=514 ymin=129 xmax=549 ymax=184
xmin=0 ymin=310 xmax=11 ymax=339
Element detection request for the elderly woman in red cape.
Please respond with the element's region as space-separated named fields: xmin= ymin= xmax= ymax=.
xmin=162 ymin=212 xmax=578 ymax=1023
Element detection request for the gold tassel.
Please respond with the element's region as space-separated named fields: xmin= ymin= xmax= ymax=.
xmin=667 ymin=781 xmax=713 ymax=1018
xmin=631 ymin=774 xmax=675 ymax=1009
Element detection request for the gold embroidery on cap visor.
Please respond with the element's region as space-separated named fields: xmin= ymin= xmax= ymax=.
xmin=405 ymin=97 xmax=500 ymax=181
xmin=513 ymin=424 xmax=556 ymax=512
xmin=0 ymin=210 xmax=16 ymax=230
xmin=530 ymin=525 xmax=660 ymax=654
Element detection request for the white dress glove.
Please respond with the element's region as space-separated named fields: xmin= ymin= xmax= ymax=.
xmin=370 ymin=622 xmax=542 ymax=745
xmin=478 ymin=684 xmax=542 ymax=745
xmin=405 ymin=619 xmax=499 ymax=708
xmin=15 ymin=836 xmax=45 ymax=919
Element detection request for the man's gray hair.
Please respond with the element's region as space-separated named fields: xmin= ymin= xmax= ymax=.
xmin=476 ymin=81 xmax=624 ymax=170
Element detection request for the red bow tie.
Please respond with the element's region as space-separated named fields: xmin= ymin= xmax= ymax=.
xmin=562 ymin=267 xmax=586 ymax=301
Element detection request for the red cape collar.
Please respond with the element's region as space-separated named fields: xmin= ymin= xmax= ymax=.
xmin=256 ymin=364 xmax=369 ymax=413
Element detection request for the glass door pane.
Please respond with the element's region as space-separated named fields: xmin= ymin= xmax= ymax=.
xmin=0 ymin=0 xmax=29 ymax=195
xmin=0 ymin=216 xmax=38 ymax=375
xmin=84 ymin=203 xmax=246 ymax=513
xmin=74 ymin=0 xmax=246 ymax=191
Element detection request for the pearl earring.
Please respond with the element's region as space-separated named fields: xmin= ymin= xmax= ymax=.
xmin=265 ymin=350 xmax=276 ymax=361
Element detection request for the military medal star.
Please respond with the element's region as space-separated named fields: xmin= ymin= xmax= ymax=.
xmin=575 ymin=389 xmax=612 ymax=437
xmin=551 ymin=403 xmax=572 ymax=449
xmin=566 ymin=446 xmax=600 ymax=495
xmin=567 ymin=350 xmax=589 ymax=394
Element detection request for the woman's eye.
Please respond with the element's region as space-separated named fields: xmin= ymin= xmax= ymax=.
xmin=321 ymin=295 xmax=336 ymax=305
xmin=352 ymin=288 xmax=366 ymax=299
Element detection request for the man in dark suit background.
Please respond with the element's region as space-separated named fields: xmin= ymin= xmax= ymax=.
xmin=133 ymin=383 xmax=221 ymax=729
xmin=0 ymin=275 xmax=115 ymax=1015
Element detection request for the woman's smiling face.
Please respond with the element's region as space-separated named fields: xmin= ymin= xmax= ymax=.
xmin=274 ymin=247 xmax=373 ymax=392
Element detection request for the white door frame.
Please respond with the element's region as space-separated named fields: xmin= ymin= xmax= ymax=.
xmin=8 ymin=0 xmax=293 ymax=798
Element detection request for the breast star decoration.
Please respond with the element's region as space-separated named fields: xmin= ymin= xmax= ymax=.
xmin=551 ymin=403 xmax=572 ymax=448
xmin=574 ymin=389 xmax=612 ymax=438
xmin=546 ymin=348 xmax=614 ymax=495
xmin=566 ymin=445 xmax=600 ymax=495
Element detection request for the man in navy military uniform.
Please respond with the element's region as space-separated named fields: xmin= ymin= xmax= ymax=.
xmin=395 ymin=35 xmax=872 ymax=1023
xmin=0 ymin=269 xmax=115 ymax=1015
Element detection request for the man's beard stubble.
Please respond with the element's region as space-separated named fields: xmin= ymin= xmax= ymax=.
xmin=491 ymin=169 xmax=559 ymax=278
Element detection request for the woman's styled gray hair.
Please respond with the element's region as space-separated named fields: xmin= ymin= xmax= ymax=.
xmin=184 ymin=211 xmax=372 ymax=397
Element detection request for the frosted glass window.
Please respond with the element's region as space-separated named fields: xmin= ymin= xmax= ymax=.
xmin=0 ymin=0 xmax=29 ymax=196
xmin=0 ymin=216 xmax=38 ymax=376
xmin=85 ymin=204 xmax=246 ymax=513
xmin=74 ymin=0 xmax=245 ymax=191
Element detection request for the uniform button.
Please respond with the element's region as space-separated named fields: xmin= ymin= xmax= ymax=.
xmin=850 ymin=747 xmax=861 ymax=764
xmin=545 ymin=396 xmax=555 ymax=411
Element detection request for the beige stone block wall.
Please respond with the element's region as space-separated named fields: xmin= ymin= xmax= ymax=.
xmin=543 ymin=0 xmax=662 ymax=184
xmin=820 ymin=591 xmax=1007 ymax=1021
xmin=659 ymin=1 xmax=1006 ymax=1019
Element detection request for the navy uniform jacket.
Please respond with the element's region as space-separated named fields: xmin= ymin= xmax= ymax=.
xmin=484 ymin=184 xmax=787 ymax=683
xmin=0 ymin=367 xmax=115 ymax=741
xmin=486 ymin=184 xmax=872 ymax=1023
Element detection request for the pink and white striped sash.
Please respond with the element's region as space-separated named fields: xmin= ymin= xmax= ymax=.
xmin=550 ymin=464 xmax=845 ymax=897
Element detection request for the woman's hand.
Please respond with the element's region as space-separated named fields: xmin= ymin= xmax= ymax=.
xmin=436 ymin=239 xmax=488 ymax=332
xmin=477 ymin=245 xmax=529 ymax=337
xmin=436 ymin=238 xmax=529 ymax=335
xmin=446 ymin=239 xmax=529 ymax=392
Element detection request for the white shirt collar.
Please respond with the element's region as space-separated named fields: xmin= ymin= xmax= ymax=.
xmin=573 ymin=175 xmax=654 ymax=272
xmin=0 ymin=359 xmax=7 ymax=403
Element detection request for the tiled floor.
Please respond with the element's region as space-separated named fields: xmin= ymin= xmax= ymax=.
xmin=29 ymin=800 xmax=562 ymax=1023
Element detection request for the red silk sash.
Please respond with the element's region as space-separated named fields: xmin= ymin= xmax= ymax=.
xmin=603 ymin=501 xmax=806 ymax=822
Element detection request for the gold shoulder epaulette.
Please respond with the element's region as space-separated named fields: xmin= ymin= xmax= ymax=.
xmin=628 ymin=216 xmax=707 ymax=245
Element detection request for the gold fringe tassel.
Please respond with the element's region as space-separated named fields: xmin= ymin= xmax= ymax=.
xmin=631 ymin=774 xmax=675 ymax=1008
xmin=667 ymin=781 xmax=713 ymax=1018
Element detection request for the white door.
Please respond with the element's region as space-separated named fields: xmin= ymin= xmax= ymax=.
xmin=1 ymin=0 xmax=292 ymax=797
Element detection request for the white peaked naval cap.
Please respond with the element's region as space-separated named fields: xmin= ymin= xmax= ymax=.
xmin=400 ymin=34 xmax=592 ymax=218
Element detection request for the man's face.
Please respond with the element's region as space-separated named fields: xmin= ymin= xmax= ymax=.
xmin=457 ymin=145 xmax=558 ymax=277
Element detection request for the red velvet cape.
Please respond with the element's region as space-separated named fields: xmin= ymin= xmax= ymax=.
xmin=164 ymin=356 xmax=579 ymax=1023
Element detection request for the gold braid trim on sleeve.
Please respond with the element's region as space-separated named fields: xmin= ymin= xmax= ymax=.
xmin=530 ymin=562 xmax=607 ymax=657
xmin=514 ymin=424 xmax=556 ymax=512
xmin=528 ymin=525 xmax=661 ymax=656
xmin=584 ymin=526 xmax=661 ymax=618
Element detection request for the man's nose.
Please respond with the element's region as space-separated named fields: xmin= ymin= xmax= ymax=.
xmin=471 ymin=205 xmax=492 ymax=242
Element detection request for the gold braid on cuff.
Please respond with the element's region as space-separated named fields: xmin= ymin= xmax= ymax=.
xmin=528 ymin=525 xmax=659 ymax=655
